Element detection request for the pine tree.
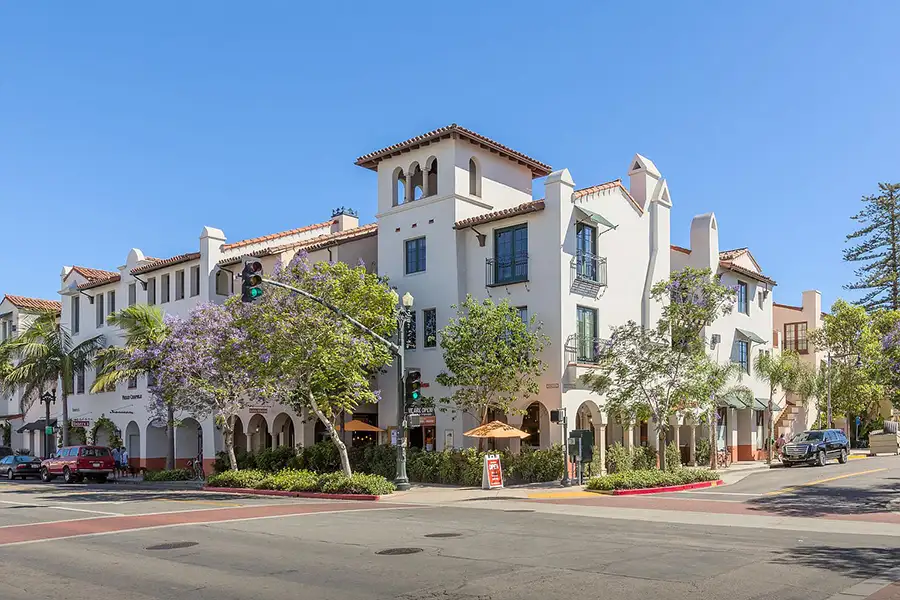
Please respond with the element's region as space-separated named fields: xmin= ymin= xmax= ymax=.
xmin=844 ymin=183 xmax=900 ymax=311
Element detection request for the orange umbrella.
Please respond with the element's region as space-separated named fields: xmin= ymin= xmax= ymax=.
xmin=341 ymin=419 xmax=384 ymax=432
xmin=463 ymin=420 xmax=531 ymax=439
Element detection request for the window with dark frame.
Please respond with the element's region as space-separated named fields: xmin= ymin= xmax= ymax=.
xmin=494 ymin=224 xmax=528 ymax=284
xmin=175 ymin=269 xmax=185 ymax=300
xmin=576 ymin=305 xmax=599 ymax=363
xmin=72 ymin=296 xmax=80 ymax=334
xmin=423 ymin=308 xmax=436 ymax=348
xmin=147 ymin=278 xmax=156 ymax=305
xmin=405 ymin=311 xmax=417 ymax=349
xmin=107 ymin=290 xmax=115 ymax=315
xmin=96 ymin=293 xmax=104 ymax=327
xmin=128 ymin=283 xmax=136 ymax=307
xmin=215 ymin=271 xmax=230 ymax=296
xmin=190 ymin=266 xmax=201 ymax=297
xmin=783 ymin=322 xmax=809 ymax=353
xmin=735 ymin=340 xmax=749 ymax=373
xmin=405 ymin=237 xmax=426 ymax=274
xmin=517 ymin=306 xmax=528 ymax=324
xmin=737 ymin=281 xmax=749 ymax=314
xmin=76 ymin=368 xmax=85 ymax=394
xmin=127 ymin=374 xmax=137 ymax=389
xmin=575 ymin=222 xmax=598 ymax=281
xmin=161 ymin=274 xmax=170 ymax=303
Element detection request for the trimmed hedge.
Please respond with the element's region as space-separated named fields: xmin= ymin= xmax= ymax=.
xmin=142 ymin=469 xmax=192 ymax=482
xmin=586 ymin=468 xmax=720 ymax=491
xmin=205 ymin=468 xmax=396 ymax=496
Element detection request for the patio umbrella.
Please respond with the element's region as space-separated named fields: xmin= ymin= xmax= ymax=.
xmin=463 ymin=420 xmax=531 ymax=439
xmin=341 ymin=419 xmax=384 ymax=433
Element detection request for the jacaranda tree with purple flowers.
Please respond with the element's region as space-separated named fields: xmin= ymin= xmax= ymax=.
xmin=158 ymin=302 xmax=268 ymax=472
xmin=239 ymin=254 xmax=396 ymax=476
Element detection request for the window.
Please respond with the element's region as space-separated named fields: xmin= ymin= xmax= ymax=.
xmin=127 ymin=374 xmax=137 ymax=389
xmin=215 ymin=271 xmax=231 ymax=296
xmin=147 ymin=278 xmax=156 ymax=305
xmin=76 ymin=368 xmax=85 ymax=394
xmin=175 ymin=269 xmax=185 ymax=300
xmin=107 ymin=290 xmax=115 ymax=315
xmin=517 ymin=306 xmax=528 ymax=324
xmin=735 ymin=340 xmax=749 ymax=373
xmin=737 ymin=281 xmax=749 ymax=314
xmin=72 ymin=296 xmax=80 ymax=334
xmin=576 ymin=306 xmax=599 ymax=363
xmin=148 ymin=371 xmax=157 ymax=387
xmin=576 ymin=222 xmax=598 ymax=281
xmin=468 ymin=158 xmax=480 ymax=196
xmin=404 ymin=311 xmax=417 ymax=349
xmin=424 ymin=309 xmax=437 ymax=348
xmin=784 ymin=322 xmax=808 ymax=353
xmin=161 ymin=274 xmax=170 ymax=303
xmin=96 ymin=293 xmax=104 ymax=327
xmin=393 ymin=167 xmax=406 ymax=206
xmin=405 ymin=237 xmax=426 ymax=274
xmin=190 ymin=266 xmax=201 ymax=297
xmin=494 ymin=224 xmax=528 ymax=284
xmin=128 ymin=283 xmax=136 ymax=307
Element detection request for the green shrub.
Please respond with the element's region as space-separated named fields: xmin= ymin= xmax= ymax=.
xmin=632 ymin=445 xmax=657 ymax=471
xmin=665 ymin=442 xmax=682 ymax=472
xmin=605 ymin=442 xmax=632 ymax=474
xmin=255 ymin=446 xmax=297 ymax=472
xmin=349 ymin=444 xmax=396 ymax=479
xmin=317 ymin=472 xmax=396 ymax=495
xmin=206 ymin=469 xmax=269 ymax=489
xmin=507 ymin=445 xmax=565 ymax=484
xmin=695 ymin=439 xmax=711 ymax=466
xmin=270 ymin=469 xmax=319 ymax=492
xmin=301 ymin=441 xmax=341 ymax=473
xmin=142 ymin=469 xmax=191 ymax=482
xmin=586 ymin=468 xmax=720 ymax=491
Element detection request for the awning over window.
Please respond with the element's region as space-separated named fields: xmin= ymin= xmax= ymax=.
xmin=17 ymin=418 xmax=56 ymax=434
xmin=717 ymin=390 xmax=753 ymax=410
xmin=574 ymin=206 xmax=617 ymax=231
xmin=735 ymin=328 xmax=767 ymax=344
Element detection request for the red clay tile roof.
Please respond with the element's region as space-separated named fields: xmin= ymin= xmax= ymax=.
xmin=3 ymin=295 xmax=61 ymax=313
xmin=671 ymin=245 xmax=691 ymax=254
xmin=355 ymin=124 xmax=552 ymax=178
xmin=453 ymin=201 xmax=545 ymax=230
xmin=571 ymin=179 xmax=643 ymax=214
xmin=131 ymin=252 xmax=201 ymax=275
xmin=218 ymin=223 xmax=379 ymax=266
xmin=70 ymin=266 xmax=119 ymax=282
xmin=719 ymin=260 xmax=777 ymax=286
xmin=78 ymin=274 xmax=121 ymax=290
xmin=222 ymin=220 xmax=334 ymax=251
xmin=719 ymin=247 xmax=748 ymax=260
xmin=773 ymin=302 xmax=802 ymax=311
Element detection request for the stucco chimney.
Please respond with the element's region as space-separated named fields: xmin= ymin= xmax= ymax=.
xmin=803 ymin=290 xmax=823 ymax=326
xmin=627 ymin=154 xmax=661 ymax=211
xmin=689 ymin=213 xmax=719 ymax=271
xmin=331 ymin=207 xmax=359 ymax=232
xmin=544 ymin=168 xmax=575 ymax=207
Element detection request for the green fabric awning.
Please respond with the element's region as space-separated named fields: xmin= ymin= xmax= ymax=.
xmin=575 ymin=206 xmax=617 ymax=230
xmin=717 ymin=391 xmax=752 ymax=410
xmin=735 ymin=328 xmax=767 ymax=344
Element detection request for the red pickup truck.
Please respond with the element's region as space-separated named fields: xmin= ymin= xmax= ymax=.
xmin=41 ymin=446 xmax=115 ymax=483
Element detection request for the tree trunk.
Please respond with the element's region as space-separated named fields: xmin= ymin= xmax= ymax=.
xmin=709 ymin=407 xmax=717 ymax=470
xmin=766 ymin=386 xmax=774 ymax=465
xmin=60 ymin=391 xmax=70 ymax=447
xmin=224 ymin=414 xmax=238 ymax=471
xmin=657 ymin=421 xmax=667 ymax=471
xmin=309 ymin=391 xmax=351 ymax=477
xmin=166 ymin=403 xmax=176 ymax=470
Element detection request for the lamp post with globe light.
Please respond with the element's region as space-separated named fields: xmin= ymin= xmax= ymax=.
xmin=394 ymin=291 xmax=414 ymax=491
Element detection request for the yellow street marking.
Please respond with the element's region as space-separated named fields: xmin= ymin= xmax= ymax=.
xmin=159 ymin=499 xmax=242 ymax=507
xmin=765 ymin=468 xmax=886 ymax=496
xmin=848 ymin=455 xmax=869 ymax=460
xmin=526 ymin=491 xmax=598 ymax=499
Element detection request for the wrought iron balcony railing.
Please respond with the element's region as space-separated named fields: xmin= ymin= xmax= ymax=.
xmin=564 ymin=333 xmax=611 ymax=365
xmin=486 ymin=253 xmax=529 ymax=287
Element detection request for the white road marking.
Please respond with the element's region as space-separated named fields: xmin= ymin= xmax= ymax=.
xmin=671 ymin=491 xmax=761 ymax=496
xmin=48 ymin=506 xmax=123 ymax=516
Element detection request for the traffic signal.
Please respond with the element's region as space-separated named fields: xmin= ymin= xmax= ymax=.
xmin=241 ymin=259 xmax=264 ymax=303
xmin=406 ymin=369 xmax=421 ymax=404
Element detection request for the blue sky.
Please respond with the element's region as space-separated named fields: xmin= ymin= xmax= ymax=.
xmin=2 ymin=2 xmax=898 ymax=310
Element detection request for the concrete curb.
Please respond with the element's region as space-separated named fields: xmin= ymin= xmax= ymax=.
xmin=590 ymin=479 xmax=724 ymax=496
xmin=202 ymin=486 xmax=383 ymax=501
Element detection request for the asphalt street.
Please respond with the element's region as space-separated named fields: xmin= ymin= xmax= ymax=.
xmin=0 ymin=457 xmax=897 ymax=600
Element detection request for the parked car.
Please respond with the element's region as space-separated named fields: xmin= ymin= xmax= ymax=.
xmin=40 ymin=446 xmax=115 ymax=483
xmin=0 ymin=446 xmax=13 ymax=458
xmin=782 ymin=429 xmax=850 ymax=467
xmin=1 ymin=454 xmax=42 ymax=480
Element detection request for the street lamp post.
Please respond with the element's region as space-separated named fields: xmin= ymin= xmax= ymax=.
xmin=826 ymin=352 xmax=862 ymax=429
xmin=394 ymin=292 xmax=414 ymax=492
xmin=39 ymin=390 xmax=56 ymax=458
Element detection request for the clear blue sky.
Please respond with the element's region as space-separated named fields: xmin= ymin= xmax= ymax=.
xmin=2 ymin=2 xmax=898 ymax=310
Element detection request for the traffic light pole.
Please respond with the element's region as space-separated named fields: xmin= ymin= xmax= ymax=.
xmin=259 ymin=278 xmax=410 ymax=490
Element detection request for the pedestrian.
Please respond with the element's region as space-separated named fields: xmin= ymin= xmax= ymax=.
xmin=775 ymin=433 xmax=786 ymax=460
xmin=120 ymin=446 xmax=130 ymax=477
xmin=111 ymin=446 xmax=121 ymax=478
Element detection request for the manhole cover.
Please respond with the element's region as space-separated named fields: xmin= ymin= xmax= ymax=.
xmin=145 ymin=541 xmax=199 ymax=551
xmin=504 ymin=509 xmax=534 ymax=513
xmin=424 ymin=533 xmax=462 ymax=538
xmin=376 ymin=547 xmax=424 ymax=556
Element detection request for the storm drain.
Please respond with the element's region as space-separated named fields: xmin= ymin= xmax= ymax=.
xmin=376 ymin=547 xmax=424 ymax=556
xmin=145 ymin=542 xmax=199 ymax=551
xmin=424 ymin=533 xmax=462 ymax=538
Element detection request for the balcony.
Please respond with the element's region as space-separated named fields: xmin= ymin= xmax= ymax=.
xmin=486 ymin=253 xmax=529 ymax=287
xmin=564 ymin=333 xmax=610 ymax=365
xmin=570 ymin=251 xmax=607 ymax=297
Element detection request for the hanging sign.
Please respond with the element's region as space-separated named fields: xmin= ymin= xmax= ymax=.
xmin=71 ymin=419 xmax=91 ymax=428
xmin=482 ymin=454 xmax=504 ymax=489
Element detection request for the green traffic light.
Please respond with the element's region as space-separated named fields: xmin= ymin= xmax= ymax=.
xmin=411 ymin=391 xmax=419 ymax=401
xmin=250 ymin=288 xmax=263 ymax=298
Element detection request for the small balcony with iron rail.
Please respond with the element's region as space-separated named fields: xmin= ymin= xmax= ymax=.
xmin=570 ymin=251 xmax=607 ymax=297
xmin=486 ymin=253 xmax=529 ymax=287
xmin=563 ymin=333 xmax=611 ymax=387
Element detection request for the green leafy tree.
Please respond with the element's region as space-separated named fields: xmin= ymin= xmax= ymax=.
xmin=92 ymin=304 xmax=179 ymax=469
xmin=242 ymin=254 xmax=397 ymax=476
xmin=685 ymin=359 xmax=752 ymax=469
xmin=435 ymin=296 xmax=549 ymax=449
xmin=844 ymin=183 xmax=900 ymax=311
xmin=754 ymin=351 xmax=803 ymax=463
xmin=652 ymin=266 xmax=737 ymax=351
xmin=6 ymin=311 xmax=104 ymax=446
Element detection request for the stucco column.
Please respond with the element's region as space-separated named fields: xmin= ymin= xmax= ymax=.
xmin=728 ymin=408 xmax=739 ymax=462
xmin=594 ymin=424 xmax=607 ymax=475
xmin=689 ymin=425 xmax=697 ymax=466
xmin=508 ymin=414 xmax=524 ymax=454
xmin=624 ymin=423 xmax=635 ymax=452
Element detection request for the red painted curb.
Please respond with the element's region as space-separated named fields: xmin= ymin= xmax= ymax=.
xmin=610 ymin=479 xmax=724 ymax=496
xmin=202 ymin=487 xmax=382 ymax=501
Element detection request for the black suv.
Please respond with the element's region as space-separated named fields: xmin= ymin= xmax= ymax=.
xmin=782 ymin=429 xmax=850 ymax=467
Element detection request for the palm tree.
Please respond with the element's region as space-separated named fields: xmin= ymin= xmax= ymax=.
xmin=5 ymin=311 xmax=104 ymax=446
xmin=92 ymin=304 xmax=175 ymax=469
xmin=693 ymin=359 xmax=752 ymax=470
xmin=755 ymin=351 xmax=803 ymax=464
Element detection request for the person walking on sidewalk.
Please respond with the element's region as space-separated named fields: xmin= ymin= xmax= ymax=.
xmin=775 ymin=433 xmax=786 ymax=461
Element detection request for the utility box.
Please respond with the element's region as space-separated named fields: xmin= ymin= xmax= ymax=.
xmin=568 ymin=429 xmax=594 ymax=463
